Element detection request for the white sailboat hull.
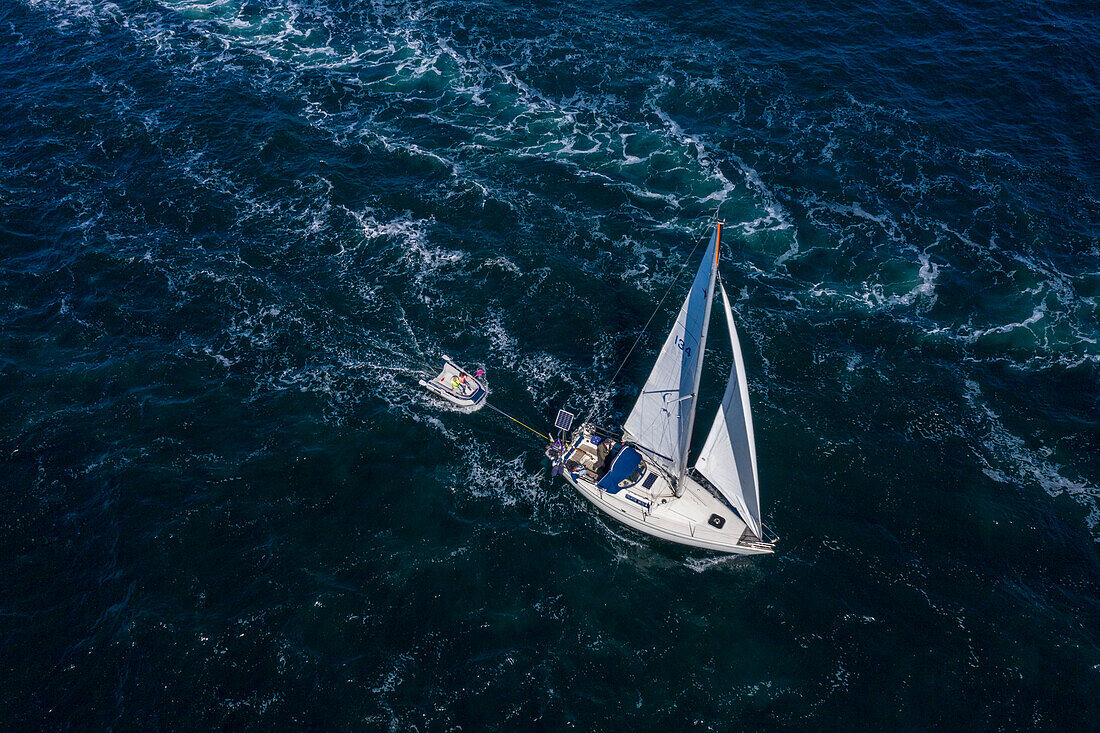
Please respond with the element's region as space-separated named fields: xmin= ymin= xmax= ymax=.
xmin=550 ymin=223 xmax=775 ymax=555
xmin=563 ymin=466 xmax=774 ymax=555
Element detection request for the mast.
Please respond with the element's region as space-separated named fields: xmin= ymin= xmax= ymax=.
xmin=676 ymin=222 xmax=721 ymax=494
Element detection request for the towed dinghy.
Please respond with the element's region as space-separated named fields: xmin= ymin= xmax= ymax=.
xmin=419 ymin=355 xmax=487 ymax=409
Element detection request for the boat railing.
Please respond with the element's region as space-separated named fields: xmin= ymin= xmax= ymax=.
xmin=738 ymin=530 xmax=776 ymax=551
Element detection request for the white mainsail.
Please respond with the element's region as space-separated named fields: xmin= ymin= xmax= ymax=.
xmin=694 ymin=279 xmax=762 ymax=538
xmin=623 ymin=228 xmax=719 ymax=478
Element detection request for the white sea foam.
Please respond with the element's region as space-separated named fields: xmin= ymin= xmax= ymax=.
xmin=683 ymin=553 xmax=754 ymax=573
xmin=726 ymin=152 xmax=792 ymax=234
xmin=963 ymin=379 xmax=1099 ymax=535
xmin=477 ymin=257 xmax=522 ymax=276
xmin=462 ymin=452 xmax=542 ymax=508
xmin=28 ymin=0 xmax=792 ymax=254
xmin=958 ymin=303 xmax=1046 ymax=343
xmin=484 ymin=311 xmax=518 ymax=366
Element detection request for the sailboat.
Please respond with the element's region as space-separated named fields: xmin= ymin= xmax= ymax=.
xmin=548 ymin=223 xmax=776 ymax=554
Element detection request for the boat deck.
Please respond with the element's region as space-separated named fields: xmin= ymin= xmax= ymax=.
xmin=560 ymin=433 xmax=773 ymax=555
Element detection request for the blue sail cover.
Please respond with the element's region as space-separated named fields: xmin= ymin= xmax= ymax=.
xmin=597 ymin=446 xmax=644 ymax=494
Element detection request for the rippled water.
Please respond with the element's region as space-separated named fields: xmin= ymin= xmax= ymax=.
xmin=2 ymin=0 xmax=1098 ymax=728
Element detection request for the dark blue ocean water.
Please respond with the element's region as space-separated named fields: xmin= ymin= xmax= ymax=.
xmin=2 ymin=0 xmax=1098 ymax=728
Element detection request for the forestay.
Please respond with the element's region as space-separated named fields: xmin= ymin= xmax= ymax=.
xmin=623 ymin=229 xmax=719 ymax=477
xmin=694 ymin=280 xmax=762 ymax=539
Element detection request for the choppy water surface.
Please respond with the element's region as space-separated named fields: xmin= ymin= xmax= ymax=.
xmin=2 ymin=0 xmax=1098 ymax=727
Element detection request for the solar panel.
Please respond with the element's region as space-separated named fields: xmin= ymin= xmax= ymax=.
xmin=554 ymin=409 xmax=574 ymax=432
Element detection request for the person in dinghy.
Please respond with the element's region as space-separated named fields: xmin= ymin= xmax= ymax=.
xmin=419 ymin=357 xmax=487 ymax=408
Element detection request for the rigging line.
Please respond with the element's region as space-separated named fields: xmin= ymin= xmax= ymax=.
xmin=485 ymin=402 xmax=549 ymax=441
xmin=580 ymin=223 xmax=713 ymax=425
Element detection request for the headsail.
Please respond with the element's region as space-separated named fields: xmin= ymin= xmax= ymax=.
xmin=694 ymin=279 xmax=762 ymax=538
xmin=623 ymin=228 xmax=719 ymax=479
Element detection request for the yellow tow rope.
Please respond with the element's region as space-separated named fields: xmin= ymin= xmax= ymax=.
xmin=486 ymin=403 xmax=549 ymax=441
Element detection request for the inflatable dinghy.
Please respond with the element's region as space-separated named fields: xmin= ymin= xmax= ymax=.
xmin=419 ymin=355 xmax=487 ymax=409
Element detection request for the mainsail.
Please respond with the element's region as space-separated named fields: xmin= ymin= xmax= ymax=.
xmin=694 ymin=280 xmax=762 ymax=538
xmin=623 ymin=228 xmax=719 ymax=479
